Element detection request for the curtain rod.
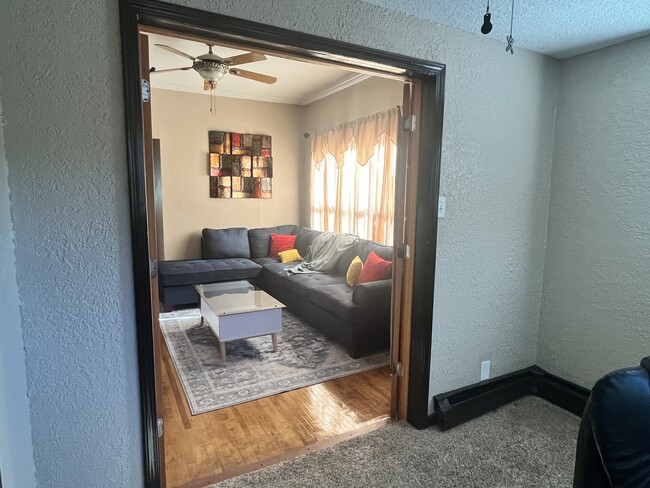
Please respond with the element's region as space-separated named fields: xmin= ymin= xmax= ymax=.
xmin=302 ymin=104 xmax=402 ymax=140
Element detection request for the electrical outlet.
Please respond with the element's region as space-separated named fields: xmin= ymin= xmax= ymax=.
xmin=480 ymin=360 xmax=491 ymax=381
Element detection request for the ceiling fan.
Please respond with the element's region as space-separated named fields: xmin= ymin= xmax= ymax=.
xmin=150 ymin=43 xmax=278 ymax=90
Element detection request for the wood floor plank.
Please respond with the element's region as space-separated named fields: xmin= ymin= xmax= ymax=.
xmin=162 ymin=338 xmax=391 ymax=488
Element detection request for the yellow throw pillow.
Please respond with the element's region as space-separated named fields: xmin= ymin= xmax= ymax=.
xmin=278 ymin=248 xmax=302 ymax=263
xmin=346 ymin=256 xmax=363 ymax=287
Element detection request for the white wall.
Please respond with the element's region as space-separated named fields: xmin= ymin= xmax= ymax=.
xmin=0 ymin=0 xmax=562 ymax=484
xmin=151 ymin=89 xmax=304 ymax=260
xmin=537 ymin=35 xmax=650 ymax=388
xmin=0 ymin=90 xmax=37 ymax=488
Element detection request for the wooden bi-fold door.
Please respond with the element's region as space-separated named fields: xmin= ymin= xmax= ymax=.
xmin=139 ymin=32 xmax=166 ymax=488
xmin=390 ymin=80 xmax=422 ymax=419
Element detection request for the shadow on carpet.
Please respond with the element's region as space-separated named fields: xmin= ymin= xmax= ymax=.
xmin=210 ymin=396 xmax=580 ymax=488
xmin=159 ymin=308 xmax=389 ymax=414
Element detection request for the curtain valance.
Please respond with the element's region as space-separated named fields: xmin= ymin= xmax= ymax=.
xmin=311 ymin=107 xmax=400 ymax=168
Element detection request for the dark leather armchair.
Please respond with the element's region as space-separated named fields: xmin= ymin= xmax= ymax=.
xmin=573 ymin=356 xmax=650 ymax=488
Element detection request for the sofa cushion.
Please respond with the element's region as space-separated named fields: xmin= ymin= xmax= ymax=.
xmin=248 ymin=225 xmax=300 ymax=258
xmin=261 ymin=262 xmax=291 ymax=290
xmin=285 ymin=273 xmax=346 ymax=300
xmin=252 ymin=257 xmax=280 ymax=266
xmin=202 ymin=227 xmax=250 ymax=259
xmin=159 ymin=258 xmax=261 ymax=287
xmin=269 ymin=234 xmax=297 ymax=258
xmin=358 ymin=239 xmax=393 ymax=262
xmin=357 ymin=252 xmax=392 ymax=284
xmin=346 ymin=256 xmax=363 ymax=287
xmin=333 ymin=244 xmax=360 ymax=276
xmin=294 ymin=228 xmax=322 ymax=257
xmin=308 ymin=283 xmax=358 ymax=323
xmin=278 ymin=248 xmax=302 ymax=263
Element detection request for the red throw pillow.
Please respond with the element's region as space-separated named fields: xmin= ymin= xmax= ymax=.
xmin=356 ymin=251 xmax=392 ymax=284
xmin=268 ymin=234 xmax=297 ymax=258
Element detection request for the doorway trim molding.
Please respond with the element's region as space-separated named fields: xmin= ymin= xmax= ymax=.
xmin=119 ymin=1 xmax=445 ymax=485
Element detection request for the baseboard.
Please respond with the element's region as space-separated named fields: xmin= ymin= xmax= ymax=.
xmin=532 ymin=368 xmax=591 ymax=417
xmin=431 ymin=365 xmax=590 ymax=430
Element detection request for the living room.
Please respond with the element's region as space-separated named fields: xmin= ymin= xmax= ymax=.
xmin=1 ymin=1 xmax=648 ymax=488
xmin=146 ymin=31 xmax=405 ymax=487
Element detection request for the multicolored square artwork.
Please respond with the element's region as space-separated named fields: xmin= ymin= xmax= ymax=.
xmin=208 ymin=131 xmax=273 ymax=198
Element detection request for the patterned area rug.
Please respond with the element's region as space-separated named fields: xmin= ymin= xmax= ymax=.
xmin=160 ymin=309 xmax=389 ymax=415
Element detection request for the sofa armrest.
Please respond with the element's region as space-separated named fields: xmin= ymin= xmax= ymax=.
xmin=352 ymin=279 xmax=392 ymax=306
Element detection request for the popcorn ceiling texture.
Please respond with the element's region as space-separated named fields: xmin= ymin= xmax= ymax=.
xmin=359 ymin=0 xmax=650 ymax=59
xmin=537 ymin=35 xmax=650 ymax=388
xmin=0 ymin=93 xmax=37 ymax=488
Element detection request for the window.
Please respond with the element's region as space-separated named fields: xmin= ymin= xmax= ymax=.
xmin=310 ymin=108 xmax=398 ymax=245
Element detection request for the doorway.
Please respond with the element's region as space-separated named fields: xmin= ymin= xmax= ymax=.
xmin=119 ymin=2 xmax=445 ymax=487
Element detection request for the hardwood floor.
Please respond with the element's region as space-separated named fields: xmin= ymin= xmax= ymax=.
xmin=162 ymin=339 xmax=391 ymax=488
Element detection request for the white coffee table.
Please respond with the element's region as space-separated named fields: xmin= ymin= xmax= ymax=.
xmin=194 ymin=281 xmax=285 ymax=362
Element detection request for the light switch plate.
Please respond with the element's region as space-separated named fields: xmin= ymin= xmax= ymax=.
xmin=438 ymin=196 xmax=446 ymax=219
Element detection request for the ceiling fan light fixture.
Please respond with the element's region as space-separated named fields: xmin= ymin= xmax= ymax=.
xmin=195 ymin=63 xmax=229 ymax=83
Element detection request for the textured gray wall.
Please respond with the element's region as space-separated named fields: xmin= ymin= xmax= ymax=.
xmin=0 ymin=1 xmax=143 ymax=487
xmin=537 ymin=35 xmax=650 ymax=387
xmin=0 ymin=90 xmax=37 ymax=488
xmin=425 ymin=27 xmax=559 ymax=399
xmin=0 ymin=0 xmax=559 ymax=485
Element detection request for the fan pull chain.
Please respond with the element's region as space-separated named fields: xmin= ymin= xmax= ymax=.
xmin=506 ymin=0 xmax=515 ymax=54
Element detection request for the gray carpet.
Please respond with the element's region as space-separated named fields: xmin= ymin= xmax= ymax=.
xmin=160 ymin=308 xmax=389 ymax=414
xmin=210 ymin=396 xmax=580 ymax=488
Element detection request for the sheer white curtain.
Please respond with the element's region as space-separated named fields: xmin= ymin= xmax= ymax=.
xmin=310 ymin=108 xmax=398 ymax=245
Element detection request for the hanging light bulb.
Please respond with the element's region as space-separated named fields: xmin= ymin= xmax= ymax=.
xmin=481 ymin=0 xmax=493 ymax=34
xmin=506 ymin=0 xmax=515 ymax=54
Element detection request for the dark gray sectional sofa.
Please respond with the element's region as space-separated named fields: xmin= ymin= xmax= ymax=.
xmin=158 ymin=224 xmax=392 ymax=358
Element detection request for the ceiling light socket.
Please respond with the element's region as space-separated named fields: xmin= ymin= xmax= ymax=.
xmin=481 ymin=11 xmax=493 ymax=34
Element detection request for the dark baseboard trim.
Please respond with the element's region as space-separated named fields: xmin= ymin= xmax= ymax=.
xmin=431 ymin=365 xmax=590 ymax=430
xmin=533 ymin=368 xmax=591 ymax=417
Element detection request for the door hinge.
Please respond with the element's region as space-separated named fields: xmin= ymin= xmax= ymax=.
xmin=397 ymin=243 xmax=410 ymax=260
xmin=157 ymin=418 xmax=164 ymax=438
xmin=403 ymin=114 xmax=416 ymax=132
xmin=391 ymin=361 xmax=404 ymax=377
xmin=149 ymin=259 xmax=158 ymax=279
xmin=141 ymin=79 xmax=150 ymax=102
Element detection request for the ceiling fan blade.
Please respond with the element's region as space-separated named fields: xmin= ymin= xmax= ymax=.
xmin=150 ymin=67 xmax=192 ymax=74
xmin=229 ymin=68 xmax=277 ymax=85
xmin=222 ymin=52 xmax=266 ymax=66
xmin=155 ymin=44 xmax=196 ymax=61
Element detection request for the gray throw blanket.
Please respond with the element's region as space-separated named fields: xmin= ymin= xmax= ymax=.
xmin=288 ymin=232 xmax=359 ymax=274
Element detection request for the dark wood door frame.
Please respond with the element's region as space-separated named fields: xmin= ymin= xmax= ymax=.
xmin=119 ymin=1 xmax=445 ymax=485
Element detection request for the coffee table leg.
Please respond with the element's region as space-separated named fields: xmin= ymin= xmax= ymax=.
xmin=271 ymin=333 xmax=278 ymax=353
xmin=220 ymin=341 xmax=226 ymax=362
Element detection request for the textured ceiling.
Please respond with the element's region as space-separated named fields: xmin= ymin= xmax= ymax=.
xmin=360 ymin=0 xmax=650 ymax=59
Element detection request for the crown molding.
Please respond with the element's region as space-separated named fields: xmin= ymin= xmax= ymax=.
xmin=299 ymin=73 xmax=370 ymax=105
